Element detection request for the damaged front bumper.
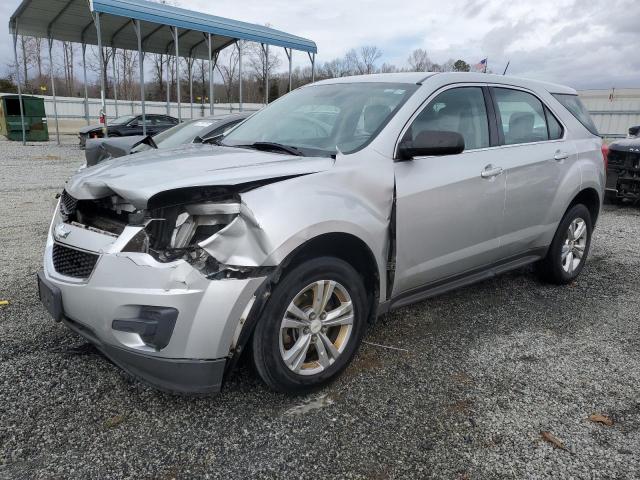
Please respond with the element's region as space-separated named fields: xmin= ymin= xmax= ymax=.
xmin=39 ymin=206 xmax=267 ymax=394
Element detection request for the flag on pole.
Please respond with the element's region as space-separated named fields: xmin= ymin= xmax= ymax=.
xmin=475 ymin=58 xmax=487 ymax=72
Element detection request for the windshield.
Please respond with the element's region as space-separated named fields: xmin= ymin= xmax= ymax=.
xmin=110 ymin=115 xmax=136 ymax=125
xmin=222 ymin=83 xmax=418 ymax=156
xmin=152 ymin=118 xmax=219 ymax=148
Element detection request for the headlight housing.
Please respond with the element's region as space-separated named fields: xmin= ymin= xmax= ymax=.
xmin=122 ymin=201 xmax=241 ymax=271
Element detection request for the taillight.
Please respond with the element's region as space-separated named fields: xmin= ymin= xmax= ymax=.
xmin=601 ymin=143 xmax=609 ymax=170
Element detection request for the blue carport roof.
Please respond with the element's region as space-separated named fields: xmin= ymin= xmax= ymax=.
xmin=9 ymin=0 xmax=317 ymax=59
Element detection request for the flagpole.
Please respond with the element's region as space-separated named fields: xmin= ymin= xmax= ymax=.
xmin=502 ymin=61 xmax=510 ymax=75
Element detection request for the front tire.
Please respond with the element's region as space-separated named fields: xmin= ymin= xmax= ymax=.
xmin=537 ymin=204 xmax=593 ymax=284
xmin=251 ymin=257 xmax=368 ymax=393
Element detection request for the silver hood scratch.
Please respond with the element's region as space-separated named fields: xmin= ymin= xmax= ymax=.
xmin=65 ymin=145 xmax=334 ymax=208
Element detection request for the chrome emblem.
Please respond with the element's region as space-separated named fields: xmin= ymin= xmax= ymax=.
xmin=55 ymin=223 xmax=71 ymax=240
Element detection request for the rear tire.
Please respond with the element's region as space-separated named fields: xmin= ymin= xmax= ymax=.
xmin=536 ymin=204 xmax=592 ymax=285
xmin=251 ymin=257 xmax=367 ymax=394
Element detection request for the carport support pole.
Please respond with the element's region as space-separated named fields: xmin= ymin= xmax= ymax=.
xmin=134 ymin=20 xmax=146 ymax=137
xmin=47 ymin=38 xmax=60 ymax=145
xmin=11 ymin=26 xmax=26 ymax=145
xmin=263 ymin=44 xmax=269 ymax=105
xmin=207 ymin=34 xmax=214 ymax=115
xmin=189 ymin=58 xmax=193 ymax=119
xmin=174 ymin=27 xmax=181 ymax=122
xmin=81 ymin=43 xmax=89 ymax=125
xmin=238 ymin=42 xmax=243 ymax=111
xmin=285 ymin=48 xmax=292 ymax=92
xmin=165 ymin=54 xmax=170 ymax=115
xmin=112 ymin=47 xmax=119 ymax=117
xmin=310 ymin=52 xmax=316 ymax=83
xmin=95 ymin=12 xmax=108 ymax=134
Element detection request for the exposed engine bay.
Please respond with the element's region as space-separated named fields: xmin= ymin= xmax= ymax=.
xmin=58 ymin=187 xmax=275 ymax=280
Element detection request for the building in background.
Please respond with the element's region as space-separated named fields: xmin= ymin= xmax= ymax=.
xmin=578 ymin=88 xmax=640 ymax=139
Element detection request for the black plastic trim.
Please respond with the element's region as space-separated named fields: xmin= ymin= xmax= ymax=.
xmin=482 ymin=86 xmax=500 ymax=147
xmin=63 ymin=317 xmax=225 ymax=394
xmin=112 ymin=306 xmax=178 ymax=350
xmin=378 ymin=248 xmax=546 ymax=315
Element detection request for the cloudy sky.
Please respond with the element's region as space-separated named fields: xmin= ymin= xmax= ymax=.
xmin=1 ymin=0 xmax=638 ymax=89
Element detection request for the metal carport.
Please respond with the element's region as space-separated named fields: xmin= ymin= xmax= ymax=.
xmin=9 ymin=0 xmax=318 ymax=145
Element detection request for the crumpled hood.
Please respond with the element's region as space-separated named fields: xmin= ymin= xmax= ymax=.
xmin=66 ymin=144 xmax=334 ymax=208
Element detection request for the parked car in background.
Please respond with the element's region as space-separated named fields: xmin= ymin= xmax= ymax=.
xmin=605 ymin=136 xmax=640 ymax=203
xmin=84 ymin=112 xmax=252 ymax=167
xmin=78 ymin=114 xmax=179 ymax=148
xmin=628 ymin=125 xmax=639 ymax=138
xmin=38 ymin=72 xmax=605 ymax=395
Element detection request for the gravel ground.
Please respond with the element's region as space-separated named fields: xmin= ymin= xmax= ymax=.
xmin=1 ymin=138 xmax=639 ymax=479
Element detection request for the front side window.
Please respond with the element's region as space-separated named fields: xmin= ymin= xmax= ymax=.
xmin=545 ymin=106 xmax=563 ymax=140
xmin=222 ymin=83 xmax=418 ymax=157
xmin=405 ymin=86 xmax=490 ymax=151
xmin=494 ymin=88 xmax=550 ymax=145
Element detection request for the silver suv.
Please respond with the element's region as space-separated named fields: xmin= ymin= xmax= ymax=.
xmin=38 ymin=73 xmax=605 ymax=394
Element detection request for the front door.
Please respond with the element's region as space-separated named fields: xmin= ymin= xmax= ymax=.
xmin=392 ymin=85 xmax=506 ymax=296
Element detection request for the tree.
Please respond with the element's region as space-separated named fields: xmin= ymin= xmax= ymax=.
xmin=247 ymin=42 xmax=281 ymax=101
xmin=61 ymin=41 xmax=75 ymax=96
xmin=358 ymin=46 xmax=382 ymax=74
xmin=407 ymin=48 xmax=431 ymax=71
xmin=217 ymin=46 xmax=239 ymax=103
xmin=453 ymin=59 xmax=471 ymax=72
xmin=322 ymin=57 xmax=350 ymax=78
xmin=379 ymin=62 xmax=398 ymax=73
xmin=87 ymin=46 xmax=114 ymax=97
xmin=0 ymin=77 xmax=17 ymax=93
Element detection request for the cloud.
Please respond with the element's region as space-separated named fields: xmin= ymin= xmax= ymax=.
xmin=0 ymin=0 xmax=638 ymax=89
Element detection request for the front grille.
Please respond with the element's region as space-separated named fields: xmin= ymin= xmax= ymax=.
xmin=52 ymin=243 xmax=99 ymax=279
xmin=60 ymin=190 xmax=78 ymax=217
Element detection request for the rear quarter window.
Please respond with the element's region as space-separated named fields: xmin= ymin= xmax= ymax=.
xmin=552 ymin=93 xmax=599 ymax=136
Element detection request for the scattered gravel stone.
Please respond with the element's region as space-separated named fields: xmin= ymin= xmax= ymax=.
xmin=1 ymin=137 xmax=639 ymax=479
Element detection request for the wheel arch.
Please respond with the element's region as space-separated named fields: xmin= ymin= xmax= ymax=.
xmin=277 ymin=232 xmax=381 ymax=324
xmin=567 ymin=187 xmax=601 ymax=226
xmin=222 ymin=231 xmax=382 ymax=384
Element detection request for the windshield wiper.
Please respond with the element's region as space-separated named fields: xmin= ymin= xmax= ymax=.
xmin=237 ymin=142 xmax=303 ymax=156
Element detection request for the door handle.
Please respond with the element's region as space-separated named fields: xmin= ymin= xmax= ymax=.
xmin=481 ymin=165 xmax=504 ymax=178
xmin=554 ymin=151 xmax=569 ymax=161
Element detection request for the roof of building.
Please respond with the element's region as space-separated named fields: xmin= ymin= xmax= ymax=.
xmin=9 ymin=0 xmax=317 ymax=58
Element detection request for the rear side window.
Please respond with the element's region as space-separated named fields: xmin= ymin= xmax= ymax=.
xmin=493 ymin=88 xmax=549 ymax=145
xmin=552 ymin=93 xmax=599 ymax=136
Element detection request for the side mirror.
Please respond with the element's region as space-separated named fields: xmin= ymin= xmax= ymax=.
xmin=398 ymin=130 xmax=465 ymax=160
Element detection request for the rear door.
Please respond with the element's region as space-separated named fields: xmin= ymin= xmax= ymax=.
xmin=489 ymin=86 xmax=575 ymax=256
xmin=392 ymin=85 xmax=506 ymax=295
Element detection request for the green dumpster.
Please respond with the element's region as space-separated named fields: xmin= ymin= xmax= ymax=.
xmin=0 ymin=95 xmax=49 ymax=141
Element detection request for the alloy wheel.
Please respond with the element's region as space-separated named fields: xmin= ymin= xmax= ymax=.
xmin=279 ymin=280 xmax=354 ymax=376
xmin=561 ymin=217 xmax=587 ymax=274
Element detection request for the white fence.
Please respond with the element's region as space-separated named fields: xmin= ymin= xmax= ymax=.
xmin=2 ymin=92 xmax=262 ymax=122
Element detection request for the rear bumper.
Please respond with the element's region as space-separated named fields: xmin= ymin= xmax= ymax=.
xmin=63 ymin=315 xmax=226 ymax=394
